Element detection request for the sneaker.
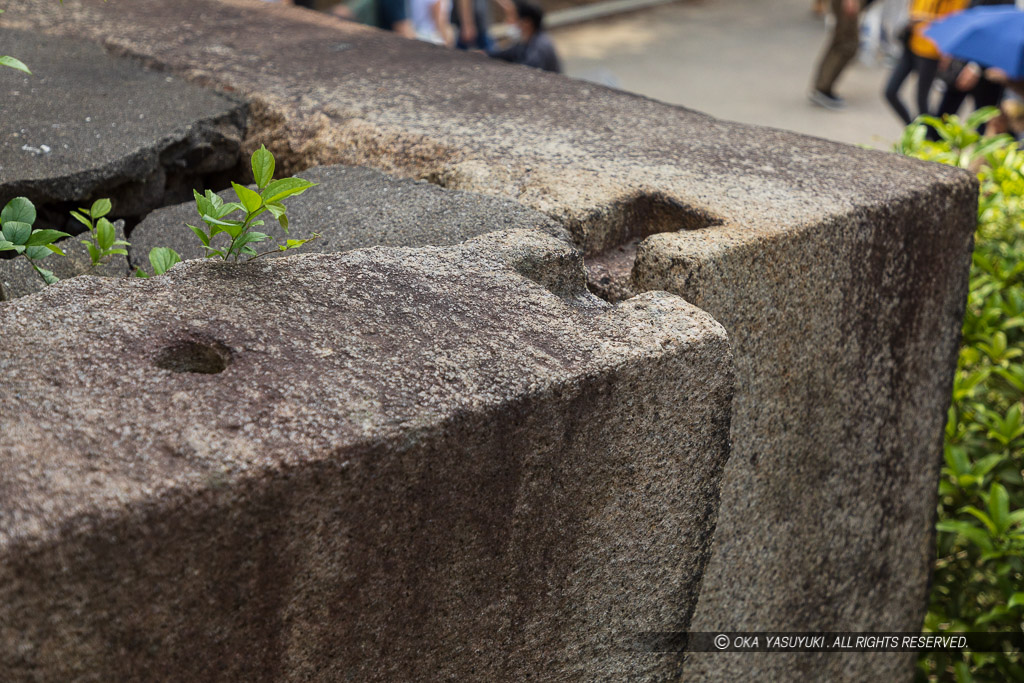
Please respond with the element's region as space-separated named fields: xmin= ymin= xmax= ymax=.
xmin=809 ymin=89 xmax=846 ymax=110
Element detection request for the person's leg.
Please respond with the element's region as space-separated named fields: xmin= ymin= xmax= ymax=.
xmin=913 ymin=56 xmax=939 ymax=120
xmin=884 ymin=46 xmax=915 ymax=124
xmin=813 ymin=0 xmax=861 ymax=95
xmin=929 ymin=70 xmax=971 ymax=140
xmin=971 ymin=77 xmax=1006 ymax=112
xmin=936 ymin=81 xmax=970 ymax=118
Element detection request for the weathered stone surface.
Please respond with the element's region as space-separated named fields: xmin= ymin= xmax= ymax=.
xmin=0 ymin=28 xmax=246 ymax=217
xmin=667 ymin=175 xmax=977 ymax=681
xmin=0 ymin=230 xmax=734 ymax=681
xmin=0 ymin=220 xmax=129 ymax=301
xmin=3 ymin=1 xmax=980 ymax=679
xmin=128 ymin=164 xmax=567 ymax=267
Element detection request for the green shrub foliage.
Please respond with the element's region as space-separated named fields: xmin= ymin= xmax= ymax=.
xmin=897 ymin=109 xmax=1024 ymax=682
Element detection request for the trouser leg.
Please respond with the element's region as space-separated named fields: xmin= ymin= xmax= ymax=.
xmin=972 ymin=77 xmax=1005 ymax=111
xmin=884 ymin=46 xmax=914 ymax=124
xmin=813 ymin=0 xmax=861 ymax=94
xmin=914 ymin=56 xmax=939 ymax=120
xmin=937 ymin=82 xmax=970 ymax=118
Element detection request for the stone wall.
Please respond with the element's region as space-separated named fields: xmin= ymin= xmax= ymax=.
xmin=1 ymin=1 xmax=978 ymax=680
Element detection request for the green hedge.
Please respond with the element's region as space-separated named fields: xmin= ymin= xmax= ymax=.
xmin=896 ymin=109 xmax=1024 ymax=683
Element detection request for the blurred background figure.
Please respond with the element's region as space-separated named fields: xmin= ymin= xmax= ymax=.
xmin=452 ymin=0 xmax=493 ymax=51
xmin=371 ymin=0 xmax=416 ymax=36
xmin=810 ymin=0 xmax=876 ymax=109
xmin=278 ymin=0 xmax=413 ymax=36
xmin=491 ymin=0 xmax=562 ymax=73
xmin=883 ymin=0 xmax=967 ymax=124
xmin=411 ymin=0 xmax=455 ymax=45
xmin=933 ymin=0 xmax=1017 ymax=121
xmin=259 ymin=0 xmax=319 ymax=7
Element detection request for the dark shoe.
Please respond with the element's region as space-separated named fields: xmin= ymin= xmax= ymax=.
xmin=809 ymin=89 xmax=846 ymax=110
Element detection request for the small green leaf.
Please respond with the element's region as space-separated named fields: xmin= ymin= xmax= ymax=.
xmin=84 ymin=241 xmax=101 ymax=265
xmin=216 ymin=202 xmax=244 ymax=219
xmin=25 ymin=245 xmax=52 ymax=261
xmin=96 ymin=218 xmax=115 ymax=251
xmin=134 ymin=267 xmax=150 ymax=279
xmin=0 ymin=55 xmax=31 ymax=74
xmin=936 ymin=520 xmax=994 ymax=553
xmin=25 ymin=229 xmax=69 ymax=247
xmin=206 ymin=189 xmax=224 ymax=210
xmin=90 ymin=198 xmax=112 ymax=220
xmin=988 ymin=482 xmax=1010 ymax=535
xmin=193 ymin=189 xmax=215 ymax=219
xmin=232 ymin=182 xmax=263 ymax=214
xmin=45 ymin=243 xmax=65 ymax=256
xmin=187 ymin=223 xmax=210 ymax=246
xmin=69 ymin=211 xmax=93 ymax=230
xmin=210 ymin=218 xmax=245 ymax=240
xmin=148 ymin=247 xmax=181 ymax=275
xmin=32 ymin=264 xmax=58 ymax=285
xmin=262 ymin=177 xmax=316 ymax=204
xmin=237 ymin=231 xmax=269 ymax=247
xmin=963 ymin=506 xmax=998 ymax=536
xmin=1009 ymin=593 xmax=1024 ymax=609
xmin=202 ymin=215 xmax=244 ymax=228
xmin=0 ymin=239 xmax=16 ymax=251
xmin=2 ymin=197 xmax=36 ymax=226
xmin=279 ymin=235 xmax=316 ymax=251
xmin=251 ymin=145 xmax=275 ymax=190
xmin=2 ymin=221 xmax=32 ymax=246
xmin=265 ymin=201 xmax=289 ymax=232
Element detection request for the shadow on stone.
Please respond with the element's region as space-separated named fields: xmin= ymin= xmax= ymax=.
xmin=154 ymin=337 xmax=232 ymax=374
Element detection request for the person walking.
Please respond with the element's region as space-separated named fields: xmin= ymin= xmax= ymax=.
xmin=883 ymin=0 xmax=969 ymax=123
xmin=933 ymin=0 xmax=1016 ymax=120
xmin=810 ymin=0 xmax=875 ymax=109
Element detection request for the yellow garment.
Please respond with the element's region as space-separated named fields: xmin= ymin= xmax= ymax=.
xmin=908 ymin=0 xmax=969 ymax=59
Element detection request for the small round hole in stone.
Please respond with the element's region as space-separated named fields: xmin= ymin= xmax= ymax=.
xmin=155 ymin=339 xmax=232 ymax=374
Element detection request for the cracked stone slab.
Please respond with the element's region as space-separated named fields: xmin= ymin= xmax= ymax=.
xmin=129 ymin=164 xmax=569 ymax=268
xmin=0 ymin=230 xmax=734 ymax=681
xmin=0 ymin=28 xmax=246 ymax=217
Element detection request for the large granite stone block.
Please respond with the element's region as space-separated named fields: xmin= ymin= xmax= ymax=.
xmin=645 ymin=172 xmax=977 ymax=682
xmin=4 ymin=1 xmax=980 ymax=679
xmin=0 ymin=231 xmax=734 ymax=681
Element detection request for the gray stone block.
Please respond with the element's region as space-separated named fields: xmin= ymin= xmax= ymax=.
xmin=0 ymin=220 xmax=129 ymax=301
xmin=128 ymin=164 xmax=568 ymax=268
xmin=0 ymin=231 xmax=734 ymax=681
xmin=0 ymin=28 xmax=246 ymax=217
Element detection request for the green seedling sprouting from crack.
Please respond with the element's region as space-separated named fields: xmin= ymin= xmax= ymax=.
xmin=0 ymin=197 xmax=69 ymax=285
xmin=72 ymin=199 xmax=130 ymax=267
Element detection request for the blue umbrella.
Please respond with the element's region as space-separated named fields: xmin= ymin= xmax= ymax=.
xmin=925 ymin=6 xmax=1024 ymax=80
